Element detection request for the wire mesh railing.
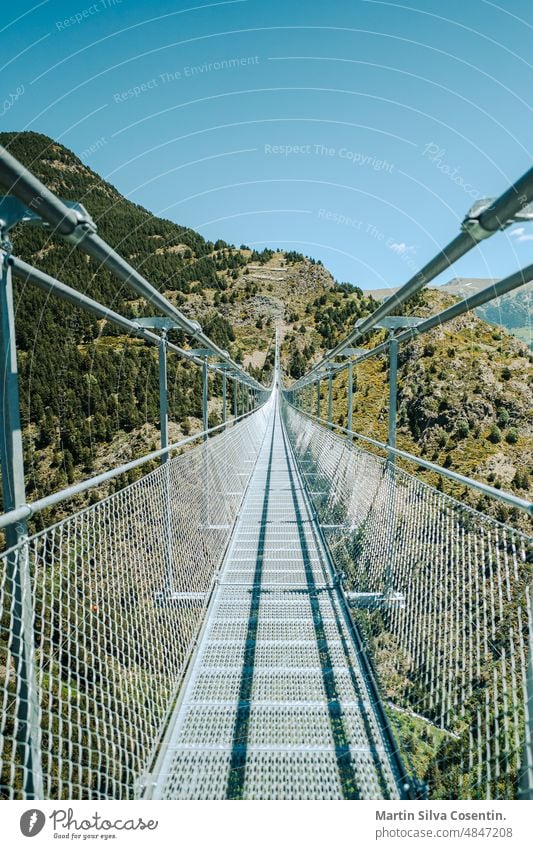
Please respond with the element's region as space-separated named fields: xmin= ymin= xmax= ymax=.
xmin=0 ymin=401 xmax=271 ymax=800
xmin=281 ymin=398 xmax=532 ymax=800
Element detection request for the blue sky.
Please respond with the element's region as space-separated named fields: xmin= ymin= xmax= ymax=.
xmin=1 ymin=0 xmax=532 ymax=290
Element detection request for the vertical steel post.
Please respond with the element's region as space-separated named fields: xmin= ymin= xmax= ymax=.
xmin=159 ymin=332 xmax=174 ymax=593
xmin=384 ymin=334 xmax=399 ymax=597
xmin=327 ymin=371 xmax=333 ymax=430
xmin=233 ymin=377 xmax=238 ymax=419
xmin=222 ymin=371 xmax=227 ymax=426
xmin=519 ymin=585 xmax=533 ymax=799
xmin=347 ymin=360 xmax=353 ymax=437
xmin=201 ymin=358 xmax=210 ymax=526
xmin=0 ymin=248 xmax=43 ymax=799
xmin=202 ymin=358 xmax=208 ymax=439
xmin=388 ymin=336 xmax=398 ymax=463
xmin=158 ymin=333 xmax=168 ymax=461
xmin=241 ymin=382 xmax=245 ymax=417
xmin=317 ymin=378 xmax=321 ymax=419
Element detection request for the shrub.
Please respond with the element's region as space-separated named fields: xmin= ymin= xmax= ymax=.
xmin=513 ymin=470 xmax=529 ymax=489
xmin=496 ymin=504 xmax=509 ymax=523
xmin=455 ymin=419 xmax=469 ymax=439
xmin=505 ymin=427 xmax=518 ymax=444
xmin=488 ymin=424 xmax=502 ymax=444
xmin=501 ymin=366 xmax=512 ymax=380
xmin=423 ymin=343 xmax=436 ymax=357
xmin=497 ymin=408 xmax=510 ymax=426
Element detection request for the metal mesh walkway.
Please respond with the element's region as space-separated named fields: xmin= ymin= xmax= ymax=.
xmin=148 ymin=393 xmax=404 ymax=799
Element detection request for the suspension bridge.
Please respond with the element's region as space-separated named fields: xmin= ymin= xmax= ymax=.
xmin=0 ymin=146 xmax=532 ymax=801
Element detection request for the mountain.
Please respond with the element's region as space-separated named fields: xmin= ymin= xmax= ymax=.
xmin=365 ymin=277 xmax=532 ymax=349
xmin=439 ymin=278 xmax=532 ymax=348
xmin=473 ymin=284 xmax=532 ymax=348
xmin=0 ymin=132 xmax=378 ymax=529
xmin=328 ymin=285 xmax=532 ymax=526
xmin=0 ymin=132 xmax=531 ymax=533
xmin=437 ymin=277 xmax=496 ymax=296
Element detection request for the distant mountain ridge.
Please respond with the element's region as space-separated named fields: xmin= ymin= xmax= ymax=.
xmin=364 ymin=277 xmax=532 ymax=348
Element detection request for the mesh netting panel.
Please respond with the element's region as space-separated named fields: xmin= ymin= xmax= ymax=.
xmin=0 ymin=405 xmax=270 ymax=799
xmin=282 ymin=400 xmax=532 ymax=800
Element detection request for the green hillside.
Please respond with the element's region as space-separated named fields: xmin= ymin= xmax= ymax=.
xmin=324 ymin=289 xmax=532 ymax=526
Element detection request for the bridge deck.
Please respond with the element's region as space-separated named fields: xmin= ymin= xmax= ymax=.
xmin=150 ymin=396 xmax=403 ymax=799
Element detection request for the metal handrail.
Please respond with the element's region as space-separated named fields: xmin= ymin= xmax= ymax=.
xmin=0 ymin=404 xmax=266 ymax=532
xmin=291 ymin=166 xmax=533 ymax=389
xmin=282 ymin=400 xmax=533 ymax=517
xmin=10 ymin=256 xmax=243 ymax=378
xmin=0 ymin=145 xmax=264 ymax=391
xmin=293 ymin=261 xmax=533 ymax=385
